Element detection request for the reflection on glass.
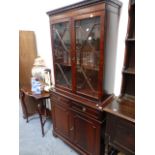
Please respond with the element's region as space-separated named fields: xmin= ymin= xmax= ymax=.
xmin=55 ymin=64 xmax=72 ymax=88
xmin=53 ymin=22 xmax=71 ymax=65
xmin=75 ymin=16 xmax=100 ymax=98
xmin=53 ymin=22 xmax=72 ymax=88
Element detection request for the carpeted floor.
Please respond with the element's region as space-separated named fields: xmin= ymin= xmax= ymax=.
xmin=19 ymin=105 xmax=79 ymax=155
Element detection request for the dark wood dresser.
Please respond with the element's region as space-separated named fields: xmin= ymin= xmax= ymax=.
xmin=50 ymin=88 xmax=113 ymax=155
xmin=47 ymin=0 xmax=122 ymax=154
xmin=104 ymin=97 xmax=135 ymax=155
xmin=104 ymin=0 xmax=135 ymax=154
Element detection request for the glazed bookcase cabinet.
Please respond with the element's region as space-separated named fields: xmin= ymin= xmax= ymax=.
xmin=47 ymin=0 xmax=122 ymax=155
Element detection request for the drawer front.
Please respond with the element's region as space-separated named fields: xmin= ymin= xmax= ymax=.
xmin=50 ymin=93 xmax=70 ymax=108
xmin=70 ymin=101 xmax=101 ymax=120
xmin=50 ymin=92 xmax=104 ymax=121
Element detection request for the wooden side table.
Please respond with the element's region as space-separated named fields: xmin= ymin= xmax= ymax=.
xmin=20 ymin=87 xmax=51 ymax=137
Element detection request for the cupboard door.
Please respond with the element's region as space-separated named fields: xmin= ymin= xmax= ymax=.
xmin=74 ymin=13 xmax=103 ymax=99
xmin=52 ymin=21 xmax=72 ymax=89
xmin=107 ymin=115 xmax=135 ymax=154
xmin=73 ymin=113 xmax=100 ymax=155
xmin=53 ymin=104 xmax=70 ymax=139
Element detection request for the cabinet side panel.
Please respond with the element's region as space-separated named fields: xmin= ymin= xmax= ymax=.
xmin=103 ymin=6 xmax=120 ymax=94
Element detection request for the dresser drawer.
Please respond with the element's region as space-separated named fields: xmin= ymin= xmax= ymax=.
xmin=50 ymin=93 xmax=70 ymax=108
xmin=70 ymin=101 xmax=101 ymax=120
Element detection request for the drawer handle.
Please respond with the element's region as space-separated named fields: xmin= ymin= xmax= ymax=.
xmin=70 ymin=127 xmax=74 ymax=131
xmin=82 ymin=107 xmax=86 ymax=112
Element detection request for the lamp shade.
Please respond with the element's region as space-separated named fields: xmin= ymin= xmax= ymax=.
xmin=31 ymin=56 xmax=47 ymax=80
xmin=33 ymin=56 xmax=46 ymax=66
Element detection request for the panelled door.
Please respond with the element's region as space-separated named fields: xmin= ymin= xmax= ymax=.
xmin=72 ymin=113 xmax=100 ymax=155
xmin=53 ymin=103 xmax=70 ymax=139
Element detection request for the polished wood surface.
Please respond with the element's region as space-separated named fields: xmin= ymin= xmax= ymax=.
xmin=21 ymin=87 xmax=50 ymax=100
xmin=19 ymin=31 xmax=38 ymax=117
xmin=103 ymin=96 xmax=135 ymax=122
xmin=20 ymin=87 xmax=50 ymax=137
xmin=47 ymin=0 xmax=122 ymax=16
xmin=49 ymin=1 xmax=122 ymax=100
xmin=50 ymin=90 xmax=105 ymax=155
xmin=52 ymin=87 xmax=114 ymax=111
xmin=19 ymin=31 xmax=37 ymax=88
xmin=49 ymin=3 xmax=105 ymax=23
xmin=47 ymin=0 xmax=122 ymax=154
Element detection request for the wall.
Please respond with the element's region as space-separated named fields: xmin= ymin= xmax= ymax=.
xmin=19 ymin=0 xmax=128 ymax=96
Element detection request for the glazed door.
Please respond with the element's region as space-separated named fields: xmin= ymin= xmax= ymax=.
xmin=52 ymin=20 xmax=72 ymax=89
xmin=74 ymin=12 xmax=104 ymax=99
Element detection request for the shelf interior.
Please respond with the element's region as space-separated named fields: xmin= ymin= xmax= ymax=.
xmin=55 ymin=63 xmax=72 ymax=88
xmin=81 ymin=64 xmax=99 ymax=71
xmin=124 ymin=42 xmax=135 ymax=70
xmin=121 ymin=74 xmax=135 ymax=97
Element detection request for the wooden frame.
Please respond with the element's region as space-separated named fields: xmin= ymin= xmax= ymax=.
xmin=47 ymin=0 xmax=122 ymax=154
xmin=50 ymin=7 xmax=108 ymax=100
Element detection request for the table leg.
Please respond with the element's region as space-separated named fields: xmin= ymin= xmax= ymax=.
xmin=20 ymin=90 xmax=28 ymax=123
xmin=37 ymin=102 xmax=44 ymax=137
xmin=43 ymin=99 xmax=47 ymax=119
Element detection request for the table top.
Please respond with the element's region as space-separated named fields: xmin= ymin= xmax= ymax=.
xmin=21 ymin=87 xmax=50 ymax=100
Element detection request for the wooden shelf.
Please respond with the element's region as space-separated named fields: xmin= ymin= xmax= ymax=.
xmin=121 ymin=0 xmax=135 ymax=101
xmin=81 ymin=64 xmax=99 ymax=71
xmin=56 ymin=62 xmax=71 ymax=67
xmin=123 ymin=68 xmax=135 ymax=75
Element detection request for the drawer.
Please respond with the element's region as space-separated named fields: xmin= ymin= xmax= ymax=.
xmin=70 ymin=101 xmax=100 ymax=120
xmin=50 ymin=93 xmax=70 ymax=108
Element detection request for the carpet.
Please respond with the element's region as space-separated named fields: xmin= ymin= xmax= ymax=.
xmin=19 ymin=104 xmax=79 ymax=155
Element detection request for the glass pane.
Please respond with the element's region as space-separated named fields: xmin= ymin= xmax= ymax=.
xmin=75 ymin=16 xmax=100 ymax=97
xmin=55 ymin=64 xmax=72 ymax=88
xmin=53 ymin=22 xmax=72 ymax=88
